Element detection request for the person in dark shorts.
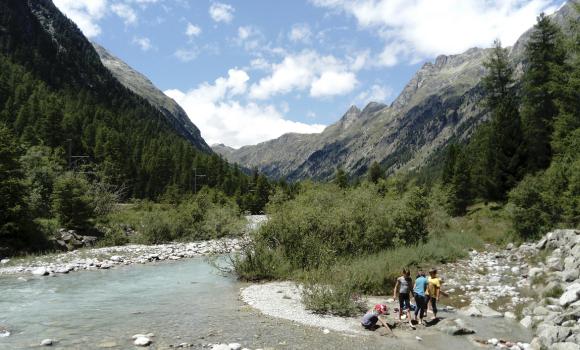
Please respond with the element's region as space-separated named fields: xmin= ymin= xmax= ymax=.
xmin=393 ymin=268 xmax=415 ymax=328
xmin=413 ymin=271 xmax=428 ymax=325
xmin=361 ymin=304 xmax=391 ymax=332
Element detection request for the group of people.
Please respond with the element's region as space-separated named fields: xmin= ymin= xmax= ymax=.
xmin=361 ymin=268 xmax=446 ymax=332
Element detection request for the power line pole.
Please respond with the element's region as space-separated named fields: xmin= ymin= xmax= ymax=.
xmin=193 ymin=168 xmax=206 ymax=194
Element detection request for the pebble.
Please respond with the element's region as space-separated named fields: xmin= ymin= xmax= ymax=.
xmin=134 ymin=336 xmax=152 ymax=346
xmin=322 ymin=329 xmax=330 ymax=334
xmin=40 ymin=339 xmax=54 ymax=346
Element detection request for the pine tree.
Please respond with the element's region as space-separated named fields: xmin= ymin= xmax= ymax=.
xmin=442 ymin=144 xmax=459 ymax=185
xmin=522 ymin=13 xmax=567 ymax=172
xmin=367 ymin=161 xmax=384 ymax=184
xmin=335 ymin=167 xmax=349 ymax=189
xmin=482 ymin=40 xmax=525 ymax=200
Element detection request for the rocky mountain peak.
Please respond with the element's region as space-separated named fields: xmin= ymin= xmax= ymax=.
xmin=338 ymin=105 xmax=362 ymax=129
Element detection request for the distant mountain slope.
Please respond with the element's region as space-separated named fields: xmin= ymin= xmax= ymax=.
xmin=214 ymin=1 xmax=578 ymax=181
xmin=0 ymin=0 xmax=243 ymax=198
xmin=92 ymin=43 xmax=211 ymax=153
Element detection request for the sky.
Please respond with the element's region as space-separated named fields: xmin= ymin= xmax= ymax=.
xmin=53 ymin=0 xmax=564 ymax=148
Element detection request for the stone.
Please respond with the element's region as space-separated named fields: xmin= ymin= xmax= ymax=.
xmin=537 ymin=325 xmax=572 ymax=346
xmin=461 ymin=304 xmax=503 ymax=318
xmin=529 ymin=268 xmax=544 ymax=279
xmin=435 ymin=318 xmax=476 ymax=336
xmin=488 ymin=338 xmax=499 ymax=345
xmin=534 ymin=306 xmax=551 ymax=316
xmin=0 ymin=259 xmax=10 ymax=264
xmin=40 ymin=339 xmax=54 ymax=346
xmin=322 ymin=329 xmax=330 ymax=334
xmin=559 ymin=284 xmax=580 ymax=307
xmin=504 ymin=311 xmax=517 ymax=319
xmin=228 ymin=343 xmax=242 ymax=350
xmin=562 ymin=269 xmax=579 ymax=282
xmin=109 ymin=256 xmax=124 ymax=262
xmin=549 ymin=343 xmax=580 ymax=350
xmin=211 ymin=345 xmax=230 ymax=350
xmin=520 ymin=316 xmax=533 ymax=328
xmin=507 ymin=243 xmax=515 ymax=250
xmin=32 ymin=267 xmax=48 ymax=276
xmin=134 ymin=336 xmax=152 ymax=346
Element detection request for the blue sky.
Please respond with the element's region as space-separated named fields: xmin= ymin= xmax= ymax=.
xmin=53 ymin=0 xmax=563 ymax=148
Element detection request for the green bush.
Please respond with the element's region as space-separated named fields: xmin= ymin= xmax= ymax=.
xmin=302 ymin=281 xmax=367 ymax=317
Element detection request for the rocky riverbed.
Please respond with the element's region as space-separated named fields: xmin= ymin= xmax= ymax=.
xmin=0 ymin=237 xmax=245 ymax=277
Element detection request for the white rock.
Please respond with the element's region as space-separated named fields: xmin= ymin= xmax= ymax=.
xmin=323 ymin=329 xmax=330 ymax=334
xmin=40 ymin=339 xmax=54 ymax=346
xmin=132 ymin=334 xmax=148 ymax=339
xmin=0 ymin=259 xmax=10 ymax=264
xmin=32 ymin=267 xmax=48 ymax=276
xmin=133 ymin=336 xmax=151 ymax=346
xmin=211 ymin=344 xmax=230 ymax=350
xmin=520 ymin=316 xmax=533 ymax=328
xmin=559 ymin=283 xmax=580 ymax=307
xmin=415 ymin=336 xmax=423 ymax=341
xmin=504 ymin=312 xmax=517 ymax=319
xmin=488 ymin=338 xmax=499 ymax=345
xmin=228 ymin=343 xmax=242 ymax=350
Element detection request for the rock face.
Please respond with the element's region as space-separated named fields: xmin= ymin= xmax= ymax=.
xmin=92 ymin=43 xmax=211 ymax=153
xmin=214 ymin=2 xmax=578 ymax=181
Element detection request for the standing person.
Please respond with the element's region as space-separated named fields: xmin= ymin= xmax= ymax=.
xmin=413 ymin=271 xmax=428 ymax=325
xmin=393 ymin=268 xmax=415 ymax=328
xmin=426 ymin=268 xmax=446 ymax=320
xmin=361 ymin=304 xmax=391 ymax=332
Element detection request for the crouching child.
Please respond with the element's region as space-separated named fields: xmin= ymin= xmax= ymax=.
xmin=361 ymin=304 xmax=391 ymax=332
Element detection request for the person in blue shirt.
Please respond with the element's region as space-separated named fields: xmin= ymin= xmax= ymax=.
xmin=413 ymin=271 xmax=428 ymax=325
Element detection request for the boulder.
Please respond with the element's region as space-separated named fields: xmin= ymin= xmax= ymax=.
xmin=520 ymin=316 xmax=533 ymax=328
xmin=461 ymin=304 xmax=503 ymax=318
xmin=133 ymin=337 xmax=151 ymax=346
xmin=211 ymin=345 xmax=230 ymax=350
xmin=40 ymin=339 xmax=54 ymax=346
xmin=504 ymin=311 xmax=517 ymax=319
xmin=32 ymin=267 xmax=48 ymax=276
xmin=228 ymin=343 xmax=242 ymax=350
xmin=537 ymin=325 xmax=572 ymax=346
xmin=435 ymin=318 xmax=476 ymax=336
xmin=559 ymin=284 xmax=580 ymax=307
xmin=0 ymin=259 xmax=10 ymax=264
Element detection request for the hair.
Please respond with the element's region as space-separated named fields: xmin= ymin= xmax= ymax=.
xmin=429 ymin=268 xmax=437 ymax=275
xmin=417 ymin=271 xmax=425 ymax=278
xmin=402 ymin=268 xmax=410 ymax=276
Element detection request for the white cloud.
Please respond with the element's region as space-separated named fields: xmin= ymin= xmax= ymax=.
xmin=165 ymin=69 xmax=326 ymax=148
xmin=53 ymin=0 xmax=108 ymax=37
xmin=311 ymin=0 xmax=559 ymax=65
xmin=236 ymin=26 xmax=264 ymax=51
xmin=356 ymin=84 xmax=393 ymax=103
xmin=209 ymin=2 xmax=235 ymax=23
xmin=186 ymin=23 xmax=202 ymax=37
xmin=249 ymin=50 xmax=358 ymax=100
xmin=111 ymin=3 xmax=137 ymax=25
xmin=310 ymin=71 xmax=358 ymax=97
xmin=174 ymin=48 xmax=198 ymax=62
xmin=132 ymin=36 xmax=153 ymax=51
xmin=289 ymin=23 xmax=312 ymax=43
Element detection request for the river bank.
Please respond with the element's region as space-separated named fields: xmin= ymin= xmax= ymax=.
xmin=239 ymin=229 xmax=580 ymax=350
xmin=0 ymin=237 xmax=244 ymax=277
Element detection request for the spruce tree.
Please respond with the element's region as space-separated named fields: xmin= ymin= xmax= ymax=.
xmin=522 ymin=13 xmax=566 ymax=172
xmin=448 ymin=150 xmax=472 ymax=216
xmin=367 ymin=161 xmax=384 ymax=184
xmin=482 ymin=40 xmax=524 ymax=200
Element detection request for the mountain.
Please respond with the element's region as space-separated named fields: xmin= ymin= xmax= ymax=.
xmin=92 ymin=43 xmax=211 ymax=153
xmin=214 ymin=1 xmax=578 ymax=181
xmin=0 ymin=0 xmax=246 ymax=198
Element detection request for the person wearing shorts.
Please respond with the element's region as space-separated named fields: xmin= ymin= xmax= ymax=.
xmin=393 ymin=268 xmax=414 ymax=328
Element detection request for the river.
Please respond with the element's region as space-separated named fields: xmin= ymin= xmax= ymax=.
xmin=0 ymin=257 xmax=532 ymax=349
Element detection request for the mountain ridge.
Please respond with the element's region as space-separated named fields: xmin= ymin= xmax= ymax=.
xmin=213 ymin=1 xmax=578 ymax=181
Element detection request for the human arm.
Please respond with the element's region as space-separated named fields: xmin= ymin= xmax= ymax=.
xmin=378 ymin=316 xmax=392 ymax=333
xmin=393 ymin=279 xmax=399 ymax=299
